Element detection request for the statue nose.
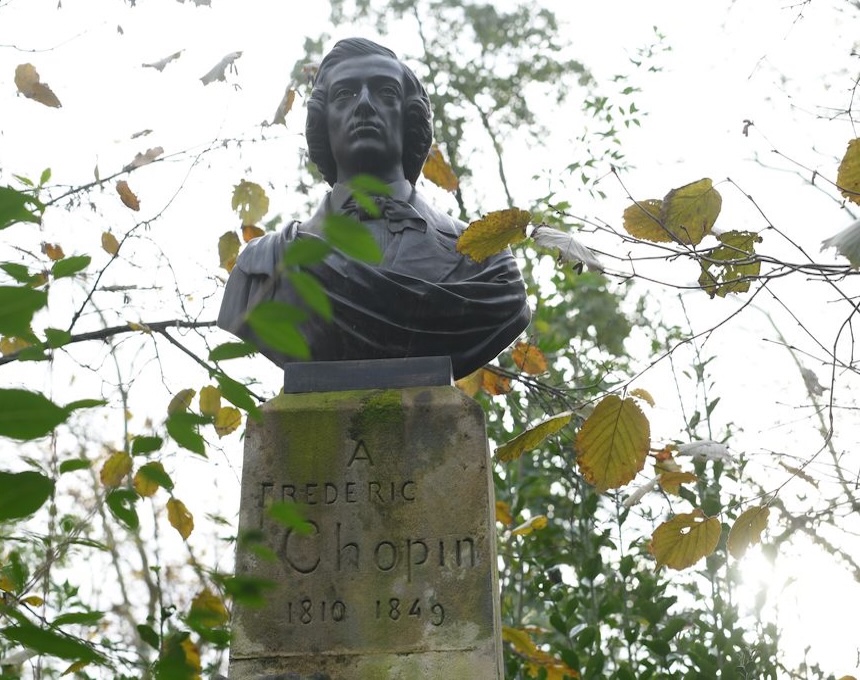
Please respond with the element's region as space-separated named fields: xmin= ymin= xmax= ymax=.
xmin=355 ymin=85 xmax=374 ymax=110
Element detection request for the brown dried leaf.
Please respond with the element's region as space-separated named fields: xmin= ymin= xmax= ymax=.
xmin=14 ymin=63 xmax=62 ymax=108
xmin=630 ymin=388 xmax=655 ymax=407
xmin=101 ymin=231 xmax=120 ymax=256
xmin=512 ymin=341 xmax=548 ymax=375
xmin=272 ymin=87 xmax=297 ymax=126
xmin=123 ymin=147 xmax=163 ymax=172
xmin=422 ymin=143 xmax=459 ymax=192
xmin=42 ymin=243 xmax=64 ymax=261
xmin=457 ymin=208 xmax=531 ymax=262
xmin=454 ymin=368 xmax=483 ymax=397
xmin=116 ymin=180 xmax=140 ymax=211
xmin=481 ymin=369 xmax=511 ymax=395
xmin=242 ymin=224 xmax=265 ymax=243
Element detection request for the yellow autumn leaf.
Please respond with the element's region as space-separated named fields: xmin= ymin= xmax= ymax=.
xmin=503 ymin=626 xmax=579 ymax=679
xmin=422 ymin=143 xmax=459 ymax=192
xmin=0 ymin=575 xmax=15 ymax=592
xmin=454 ymin=368 xmax=484 ymax=397
xmin=116 ymin=180 xmax=140 ymax=211
xmin=511 ymin=514 xmax=548 ymax=536
xmin=503 ymin=625 xmax=538 ymax=656
xmin=727 ymin=505 xmax=770 ymax=559
xmin=42 ymin=242 xmax=65 ymax=261
xmin=167 ymin=497 xmax=194 ymax=539
xmin=167 ymin=388 xmax=196 ymax=415
xmin=60 ymin=661 xmax=90 ymax=677
xmin=512 ymin=341 xmax=548 ymax=375
xmin=198 ymin=385 xmax=221 ymax=418
xmin=495 ymin=411 xmax=572 ymax=463
xmin=101 ymin=231 xmax=120 ymax=256
xmin=658 ymin=470 xmax=698 ymax=495
xmin=242 ymin=224 xmax=265 ymax=242
xmin=180 ymin=637 xmax=201 ymax=675
xmin=698 ymin=230 xmax=762 ymax=298
xmin=132 ymin=462 xmax=169 ymax=497
xmin=495 ymin=500 xmax=514 ymax=526
xmin=189 ymin=587 xmax=229 ymax=627
xmin=576 ymin=395 xmax=650 ymax=492
xmin=457 ymin=207 xmax=531 ymax=262
xmin=629 ymin=387 xmax=655 ymax=407
xmin=15 ymin=63 xmax=62 ymax=108
xmin=622 ymin=198 xmax=668 ymax=242
xmin=21 ymin=594 xmax=44 ymax=606
xmin=837 ymin=138 xmax=860 ymax=206
xmin=1 ymin=336 xmax=30 ymax=355
xmin=214 ymin=406 xmax=242 ymax=438
xmin=481 ymin=369 xmax=512 ymax=396
xmin=649 ymin=510 xmax=721 ymax=570
xmin=232 ymin=180 xmax=269 ymax=225
xmin=660 ymin=177 xmax=722 ymax=245
xmin=100 ymin=451 xmax=132 ymax=488
xmin=218 ymin=231 xmax=240 ymax=272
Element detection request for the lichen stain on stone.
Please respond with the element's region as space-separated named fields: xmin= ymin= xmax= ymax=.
xmin=348 ymin=390 xmax=404 ymax=440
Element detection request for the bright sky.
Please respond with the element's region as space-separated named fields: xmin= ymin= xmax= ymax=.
xmin=2 ymin=0 xmax=860 ymax=675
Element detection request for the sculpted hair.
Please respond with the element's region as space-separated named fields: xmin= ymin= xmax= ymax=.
xmin=306 ymin=37 xmax=433 ymax=185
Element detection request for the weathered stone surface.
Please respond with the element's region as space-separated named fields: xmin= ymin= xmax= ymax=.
xmin=228 ymin=385 xmax=503 ymax=679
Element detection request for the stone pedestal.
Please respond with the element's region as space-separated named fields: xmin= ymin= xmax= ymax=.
xmin=228 ymin=382 xmax=503 ymax=679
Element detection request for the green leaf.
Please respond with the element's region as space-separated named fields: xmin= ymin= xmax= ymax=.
xmin=287 ymin=270 xmax=332 ymax=320
xmin=215 ymin=373 xmax=260 ymax=419
xmin=222 ymin=574 xmax=276 ymax=608
xmin=0 ymin=470 xmax=54 ymax=520
xmin=246 ymin=301 xmax=310 ymax=359
xmin=59 ymin=459 xmax=90 ymax=474
xmin=137 ymin=623 xmax=160 ymax=650
xmin=131 ymin=435 xmax=163 ymax=456
xmin=495 ymin=411 xmax=573 ymax=462
xmin=282 ymin=236 xmax=331 ymax=266
xmin=0 ymin=263 xmax=34 ymax=284
xmin=39 ymin=168 xmax=52 ymax=186
xmin=166 ymin=412 xmax=207 ymax=456
xmin=64 ymin=398 xmax=105 ymax=413
xmin=1 ymin=621 xmax=102 ymax=662
xmin=44 ymin=327 xmax=72 ymax=348
xmin=52 ymin=611 xmax=104 ymax=627
xmin=266 ymin=501 xmax=313 ymax=534
xmin=322 ymin=214 xmax=383 ymax=264
xmin=51 ymin=255 xmax=91 ymax=279
xmin=0 ymin=185 xmax=43 ymax=230
xmin=106 ymin=488 xmax=140 ymax=530
xmin=136 ymin=461 xmax=174 ymax=493
xmin=208 ymin=341 xmax=257 ymax=362
xmin=0 ymin=388 xmax=67 ymax=440
xmin=0 ymin=285 xmax=47 ymax=336
xmin=348 ymin=174 xmax=393 ymax=197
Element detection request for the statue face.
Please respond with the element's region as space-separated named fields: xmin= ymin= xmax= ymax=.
xmin=324 ymin=54 xmax=406 ymax=184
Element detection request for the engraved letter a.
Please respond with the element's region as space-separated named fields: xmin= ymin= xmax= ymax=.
xmin=348 ymin=440 xmax=374 ymax=466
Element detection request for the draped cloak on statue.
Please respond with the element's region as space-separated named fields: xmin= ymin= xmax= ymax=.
xmin=217 ymin=180 xmax=531 ymax=380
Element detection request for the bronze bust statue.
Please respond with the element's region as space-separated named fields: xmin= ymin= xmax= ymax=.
xmin=217 ymin=38 xmax=530 ymax=379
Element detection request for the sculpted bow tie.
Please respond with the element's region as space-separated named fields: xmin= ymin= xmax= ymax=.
xmin=341 ymin=196 xmax=427 ymax=234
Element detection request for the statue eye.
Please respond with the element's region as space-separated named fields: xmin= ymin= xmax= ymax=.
xmin=333 ymin=87 xmax=356 ymax=100
xmin=378 ymin=85 xmax=399 ymax=100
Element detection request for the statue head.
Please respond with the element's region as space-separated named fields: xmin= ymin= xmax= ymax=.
xmin=306 ymin=38 xmax=433 ymax=186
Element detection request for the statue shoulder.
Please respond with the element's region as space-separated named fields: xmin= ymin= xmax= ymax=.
xmin=234 ymin=225 xmax=296 ymax=276
xmin=410 ymin=190 xmax=467 ymax=236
